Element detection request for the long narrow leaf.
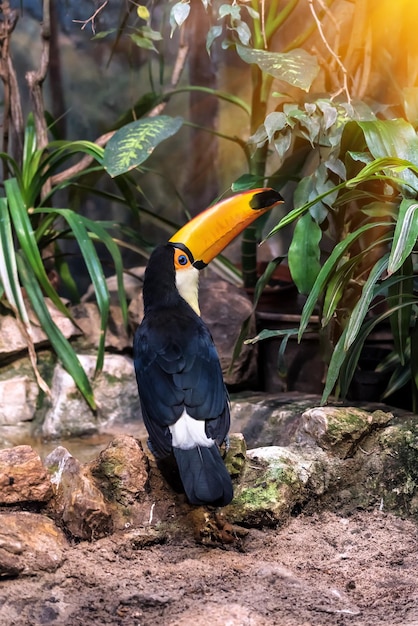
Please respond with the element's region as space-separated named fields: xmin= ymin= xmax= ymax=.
xmin=17 ymin=253 xmax=96 ymax=410
xmin=0 ymin=198 xmax=30 ymax=324
xmin=42 ymin=208 xmax=110 ymax=375
xmin=5 ymin=178 xmax=70 ymax=318
xmin=388 ymin=257 xmax=414 ymax=364
xmin=299 ymin=222 xmax=389 ymax=340
xmin=344 ymin=253 xmax=389 ymax=351
xmin=321 ymin=326 xmax=349 ymax=403
xmin=323 ymin=302 xmax=416 ymax=403
xmin=388 ymin=199 xmax=418 ymax=274
xmin=75 ymin=214 xmax=127 ymax=327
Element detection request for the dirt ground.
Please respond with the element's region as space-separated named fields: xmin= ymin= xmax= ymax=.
xmin=1 ymin=508 xmax=418 ymax=626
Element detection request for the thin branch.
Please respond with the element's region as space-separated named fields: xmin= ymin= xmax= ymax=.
xmin=307 ymin=0 xmax=351 ymax=103
xmin=50 ymin=131 xmax=115 ymax=186
xmin=51 ymin=32 xmax=189 ymax=184
xmin=72 ymin=0 xmax=108 ymax=35
xmin=0 ymin=2 xmax=23 ymax=169
xmin=26 ymin=0 xmax=51 ymax=153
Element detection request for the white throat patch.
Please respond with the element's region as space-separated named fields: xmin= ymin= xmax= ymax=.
xmin=175 ymin=265 xmax=200 ymax=315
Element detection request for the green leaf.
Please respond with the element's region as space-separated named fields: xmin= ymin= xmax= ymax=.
xmin=388 ymin=257 xmax=414 ymax=364
xmin=103 ymin=116 xmax=183 ymax=177
xmin=170 ymin=2 xmax=190 ymax=33
xmin=320 ymin=327 xmax=348 ymax=402
xmin=0 ymin=197 xmax=30 ymax=324
xmin=344 ymin=254 xmax=389 ymax=351
xmin=322 ymin=256 xmax=359 ymax=326
xmin=358 ymin=119 xmax=418 ymax=192
xmin=245 ymin=327 xmax=299 ymax=344
xmin=17 ymin=254 xmax=96 ymax=410
xmin=5 ymin=178 xmax=70 ymax=318
xmin=232 ymin=173 xmax=265 ymax=191
xmin=288 ymin=213 xmax=321 ymax=294
xmin=129 ymin=33 xmax=158 ymax=52
xmin=236 ymin=45 xmax=319 ymax=92
xmin=206 ymin=25 xmax=223 ymax=53
xmin=388 ymin=199 xmax=418 ymax=274
xmin=298 ymin=222 xmax=389 ymax=341
xmin=35 ymin=208 xmax=111 ymax=375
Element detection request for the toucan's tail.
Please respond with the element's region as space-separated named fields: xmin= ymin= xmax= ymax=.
xmin=173 ymin=445 xmax=233 ymax=506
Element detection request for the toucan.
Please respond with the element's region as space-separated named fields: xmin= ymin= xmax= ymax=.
xmin=133 ymin=188 xmax=283 ymax=507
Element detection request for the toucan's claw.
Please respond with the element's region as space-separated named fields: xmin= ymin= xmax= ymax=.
xmin=189 ymin=507 xmax=248 ymax=549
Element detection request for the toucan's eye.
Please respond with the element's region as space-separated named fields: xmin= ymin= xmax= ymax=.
xmin=174 ymin=247 xmax=192 ymax=270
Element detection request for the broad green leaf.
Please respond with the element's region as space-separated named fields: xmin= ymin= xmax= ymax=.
xmin=388 ymin=199 xmax=418 ymax=274
xmin=358 ymin=119 xmax=418 ymax=192
xmin=288 ymin=213 xmax=321 ymax=294
xmin=103 ymin=116 xmax=183 ymax=177
xmin=264 ymin=111 xmax=287 ymax=141
xmin=206 ymin=25 xmax=223 ymax=54
xmin=233 ymin=20 xmax=252 ymax=46
xmin=170 ymin=2 xmax=190 ymax=33
xmin=17 ymin=254 xmax=96 ymax=410
xmin=232 ymin=173 xmax=265 ymax=191
xmin=129 ymin=33 xmax=158 ymax=52
xmin=236 ymin=45 xmax=319 ymax=92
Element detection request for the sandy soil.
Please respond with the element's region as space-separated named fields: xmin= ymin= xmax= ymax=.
xmin=1 ymin=508 xmax=417 ymax=626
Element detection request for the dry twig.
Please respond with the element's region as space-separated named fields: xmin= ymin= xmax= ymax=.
xmin=308 ymin=0 xmax=351 ymax=103
xmin=72 ymin=0 xmax=108 ymax=35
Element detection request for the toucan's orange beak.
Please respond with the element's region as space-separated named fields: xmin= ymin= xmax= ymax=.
xmin=169 ymin=188 xmax=283 ymax=268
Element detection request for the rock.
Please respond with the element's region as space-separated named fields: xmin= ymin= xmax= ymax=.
xmin=0 ymin=512 xmax=68 ymax=576
xmin=227 ymin=445 xmax=329 ymax=526
xmin=89 ymin=435 xmax=149 ymax=506
xmin=71 ymin=303 xmax=131 ymax=351
xmin=224 ymin=433 xmax=247 ymax=479
xmin=41 ymin=354 xmax=141 ymax=438
xmin=230 ymin=392 xmax=321 ymax=447
xmin=81 ymin=267 xmax=145 ymax=304
xmin=0 ymin=376 xmax=39 ymax=426
xmin=45 ymin=447 xmax=113 ymax=540
xmin=199 ymin=275 xmax=257 ymax=388
xmin=0 ymin=445 xmax=53 ymax=504
xmin=0 ymin=299 xmax=79 ymax=360
xmin=300 ymin=406 xmax=393 ymax=458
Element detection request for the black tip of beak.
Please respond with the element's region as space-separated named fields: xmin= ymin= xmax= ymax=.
xmin=250 ymin=189 xmax=284 ymax=210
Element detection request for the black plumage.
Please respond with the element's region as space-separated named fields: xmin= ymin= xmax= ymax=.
xmin=133 ymin=244 xmax=233 ymax=506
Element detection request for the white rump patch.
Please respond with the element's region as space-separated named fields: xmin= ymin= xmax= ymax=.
xmin=169 ymin=410 xmax=214 ymax=450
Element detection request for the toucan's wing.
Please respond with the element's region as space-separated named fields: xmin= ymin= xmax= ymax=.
xmin=134 ymin=306 xmax=229 ymax=458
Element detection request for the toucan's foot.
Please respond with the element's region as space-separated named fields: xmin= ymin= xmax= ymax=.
xmin=189 ymin=507 xmax=248 ymax=548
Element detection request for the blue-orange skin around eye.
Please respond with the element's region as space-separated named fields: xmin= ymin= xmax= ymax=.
xmin=173 ymin=247 xmax=193 ymax=271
